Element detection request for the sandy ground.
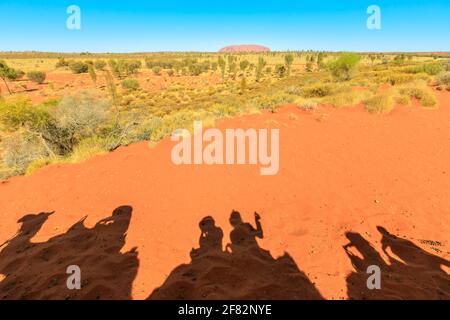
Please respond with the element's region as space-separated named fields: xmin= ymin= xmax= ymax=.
xmin=0 ymin=91 xmax=449 ymax=300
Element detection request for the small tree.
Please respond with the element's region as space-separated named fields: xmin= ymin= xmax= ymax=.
xmin=275 ymin=64 xmax=287 ymax=78
xmin=0 ymin=60 xmax=17 ymax=94
xmin=121 ymin=78 xmax=140 ymax=91
xmin=284 ymin=54 xmax=294 ymax=76
xmin=27 ymin=71 xmax=46 ymax=84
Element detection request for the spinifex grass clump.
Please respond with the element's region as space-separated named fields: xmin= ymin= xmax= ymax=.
xmin=27 ymin=71 xmax=46 ymax=84
xmin=364 ymin=92 xmax=395 ymax=114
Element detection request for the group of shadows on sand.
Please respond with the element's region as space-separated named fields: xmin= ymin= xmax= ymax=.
xmin=0 ymin=206 xmax=448 ymax=300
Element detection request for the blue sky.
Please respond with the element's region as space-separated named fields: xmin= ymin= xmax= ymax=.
xmin=0 ymin=0 xmax=449 ymax=52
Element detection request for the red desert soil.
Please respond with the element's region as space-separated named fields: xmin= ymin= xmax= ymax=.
xmin=219 ymin=45 xmax=271 ymax=53
xmin=1 ymin=91 xmax=450 ymax=300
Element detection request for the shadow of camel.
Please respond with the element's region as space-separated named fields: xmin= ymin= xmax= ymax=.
xmin=0 ymin=206 xmax=138 ymax=300
xmin=149 ymin=210 xmax=324 ymax=300
xmin=344 ymin=226 xmax=450 ymax=300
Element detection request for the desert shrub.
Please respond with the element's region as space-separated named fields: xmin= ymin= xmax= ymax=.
xmin=328 ymin=53 xmax=361 ymax=81
xmin=404 ymin=63 xmax=444 ymax=76
xmin=422 ymin=63 xmax=444 ymax=76
xmin=437 ymin=72 xmax=450 ymax=86
xmin=152 ymin=66 xmax=161 ymax=75
xmin=55 ymin=58 xmax=69 ymax=68
xmin=253 ymin=57 xmax=266 ymax=82
xmin=0 ymin=97 xmax=53 ymax=131
xmin=121 ymin=78 xmax=140 ymax=91
xmin=69 ymin=61 xmax=89 ymax=74
xmin=284 ymin=54 xmax=294 ymax=76
xmin=393 ymin=54 xmax=406 ymax=65
xmin=68 ymin=136 xmax=108 ymax=163
xmin=94 ymin=60 xmax=106 ymax=70
xmin=0 ymin=60 xmax=19 ymax=93
xmin=27 ymin=71 xmax=46 ymax=84
xmin=364 ymin=93 xmax=394 ymax=114
xmin=210 ymin=103 xmax=239 ymax=118
xmin=286 ymin=85 xmax=301 ymax=95
xmin=167 ymin=69 xmax=175 ymax=76
xmin=88 ymin=64 xmax=97 ymax=83
xmin=53 ymin=92 xmax=109 ymax=144
xmin=298 ymin=99 xmax=318 ymax=111
xmin=394 ymin=94 xmax=411 ymax=106
xmin=301 ymin=83 xmax=333 ymax=98
xmin=399 ymin=84 xmax=437 ymax=107
xmin=324 ymin=90 xmax=366 ymax=108
xmin=124 ymin=60 xmax=142 ymax=75
xmin=2 ymin=132 xmax=49 ymax=174
xmin=25 ymin=157 xmax=58 ymax=175
xmin=256 ymin=93 xmax=294 ymax=112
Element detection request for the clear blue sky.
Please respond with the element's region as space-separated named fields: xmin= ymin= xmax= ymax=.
xmin=1 ymin=0 xmax=449 ymax=52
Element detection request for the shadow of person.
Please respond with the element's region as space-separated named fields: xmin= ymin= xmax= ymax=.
xmin=0 ymin=206 xmax=139 ymax=300
xmin=190 ymin=216 xmax=224 ymax=259
xmin=344 ymin=227 xmax=450 ymax=300
xmin=343 ymin=232 xmax=387 ymax=273
xmin=225 ymin=211 xmax=263 ymax=252
xmin=149 ymin=211 xmax=324 ymax=300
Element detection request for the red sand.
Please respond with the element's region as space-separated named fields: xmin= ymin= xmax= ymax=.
xmin=0 ymin=92 xmax=449 ymax=299
xmin=219 ymin=45 xmax=271 ymax=53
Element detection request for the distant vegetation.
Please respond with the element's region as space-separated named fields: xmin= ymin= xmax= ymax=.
xmin=0 ymin=51 xmax=448 ymax=178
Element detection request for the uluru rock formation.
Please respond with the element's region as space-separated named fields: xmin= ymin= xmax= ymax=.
xmin=219 ymin=45 xmax=271 ymax=53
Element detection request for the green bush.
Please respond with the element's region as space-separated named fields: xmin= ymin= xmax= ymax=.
xmin=55 ymin=58 xmax=69 ymax=68
xmin=27 ymin=71 xmax=46 ymax=84
xmin=121 ymin=78 xmax=140 ymax=91
xmin=152 ymin=66 xmax=161 ymax=75
xmin=328 ymin=53 xmax=361 ymax=81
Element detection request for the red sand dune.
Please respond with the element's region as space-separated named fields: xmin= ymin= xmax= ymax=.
xmin=219 ymin=45 xmax=271 ymax=53
xmin=0 ymin=92 xmax=450 ymax=300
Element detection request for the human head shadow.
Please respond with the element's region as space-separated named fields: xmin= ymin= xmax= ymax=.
xmin=149 ymin=210 xmax=324 ymax=300
xmin=344 ymin=226 xmax=450 ymax=300
xmin=0 ymin=206 xmax=138 ymax=300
